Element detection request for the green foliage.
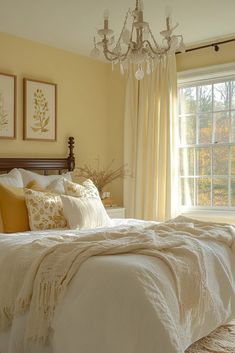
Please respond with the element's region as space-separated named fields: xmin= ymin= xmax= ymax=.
xmin=179 ymin=80 xmax=235 ymax=208
xmin=0 ymin=92 xmax=8 ymax=132
xmin=31 ymin=89 xmax=50 ymax=133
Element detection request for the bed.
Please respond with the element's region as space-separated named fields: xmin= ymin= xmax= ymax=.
xmin=0 ymin=137 xmax=234 ymax=353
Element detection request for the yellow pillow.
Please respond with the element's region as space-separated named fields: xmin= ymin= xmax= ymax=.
xmin=0 ymin=184 xmax=30 ymax=233
xmin=0 ymin=211 xmax=3 ymax=233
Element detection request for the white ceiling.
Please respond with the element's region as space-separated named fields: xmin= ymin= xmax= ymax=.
xmin=0 ymin=0 xmax=234 ymax=57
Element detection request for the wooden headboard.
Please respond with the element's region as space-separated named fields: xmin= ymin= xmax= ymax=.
xmin=0 ymin=136 xmax=75 ymax=174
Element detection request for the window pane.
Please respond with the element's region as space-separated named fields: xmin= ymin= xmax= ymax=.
xmin=181 ymin=178 xmax=194 ymax=206
xmin=180 ymin=148 xmax=194 ymax=176
xmin=196 ymin=147 xmax=211 ymax=175
xmin=231 ymin=112 xmax=235 ymax=143
xmin=179 ymin=87 xmax=197 ymax=115
xmin=197 ymin=178 xmax=211 ymax=206
xmin=231 ymin=178 xmax=235 ymax=207
xmin=231 ymin=147 xmax=235 ymax=175
xmin=179 ymin=116 xmax=196 ymax=145
xmin=231 ymin=81 xmax=235 ymax=110
xmin=212 ymin=178 xmax=228 ymax=207
xmin=198 ymin=85 xmax=212 ymax=113
xmin=213 ymin=146 xmax=229 ymax=175
xmin=198 ymin=114 xmax=212 ymax=143
xmin=213 ymin=82 xmax=230 ymax=111
xmin=214 ymin=112 xmax=230 ymax=143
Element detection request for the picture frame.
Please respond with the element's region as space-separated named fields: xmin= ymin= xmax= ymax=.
xmin=0 ymin=72 xmax=16 ymax=139
xmin=23 ymin=78 xmax=57 ymax=141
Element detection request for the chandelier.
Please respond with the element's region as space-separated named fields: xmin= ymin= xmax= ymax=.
xmin=91 ymin=0 xmax=185 ymax=80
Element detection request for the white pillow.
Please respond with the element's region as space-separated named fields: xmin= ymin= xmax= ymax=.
xmin=19 ymin=168 xmax=72 ymax=188
xmin=61 ymin=194 xmax=112 ymax=230
xmin=47 ymin=177 xmax=68 ymax=194
xmin=0 ymin=168 xmax=23 ymax=187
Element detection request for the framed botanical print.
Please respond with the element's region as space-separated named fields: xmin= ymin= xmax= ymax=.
xmin=23 ymin=79 xmax=57 ymax=141
xmin=0 ymin=72 xmax=16 ymax=139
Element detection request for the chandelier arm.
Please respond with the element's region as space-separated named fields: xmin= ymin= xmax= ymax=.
xmin=102 ymin=41 xmax=132 ymax=62
xmin=143 ymin=40 xmax=169 ymax=55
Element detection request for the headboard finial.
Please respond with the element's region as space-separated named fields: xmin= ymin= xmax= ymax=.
xmin=67 ymin=136 xmax=75 ymax=171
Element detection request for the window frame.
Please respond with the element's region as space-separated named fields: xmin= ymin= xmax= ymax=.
xmin=177 ymin=63 xmax=235 ymax=218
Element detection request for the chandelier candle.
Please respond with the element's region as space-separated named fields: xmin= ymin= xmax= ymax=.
xmin=91 ymin=0 xmax=185 ymax=80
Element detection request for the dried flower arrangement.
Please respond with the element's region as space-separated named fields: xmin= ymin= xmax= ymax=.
xmin=74 ymin=159 xmax=127 ymax=194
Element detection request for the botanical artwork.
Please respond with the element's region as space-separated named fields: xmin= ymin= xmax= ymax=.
xmin=24 ymin=79 xmax=57 ymax=141
xmin=0 ymin=73 xmax=16 ymax=139
xmin=0 ymin=92 xmax=8 ymax=132
xmin=31 ymin=89 xmax=50 ymax=134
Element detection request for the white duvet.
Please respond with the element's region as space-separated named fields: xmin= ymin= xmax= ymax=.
xmin=0 ymin=218 xmax=234 ymax=353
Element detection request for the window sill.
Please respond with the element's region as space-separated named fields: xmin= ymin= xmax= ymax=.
xmin=181 ymin=209 xmax=235 ymax=224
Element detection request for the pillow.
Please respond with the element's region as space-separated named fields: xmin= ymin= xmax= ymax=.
xmin=26 ymin=180 xmax=45 ymax=192
xmin=0 ymin=213 xmax=3 ymax=233
xmin=0 ymin=184 xmax=30 ymax=233
xmin=64 ymin=179 xmax=100 ymax=199
xmin=19 ymin=168 xmax=72 ymax=188
xmin=47 ymin=177 xmax=67 ymax=194
xmin=24 ymin=189 xmax=67 ymax=231
xmin=0 ymin=169 xmax=24 ymax=232
xmin=26 ymin=178 xmax=66 ymax=194
xmin=61 ymin=194 xmax=112 ymax=230
xmin=0 ymin=168 xmax=23 ymax=187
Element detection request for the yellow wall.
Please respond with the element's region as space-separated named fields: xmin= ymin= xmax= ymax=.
xmin=1 ymin=32 xmax=234 ymax=208
xmin=0 ymin=32 xmax=124 ymax=205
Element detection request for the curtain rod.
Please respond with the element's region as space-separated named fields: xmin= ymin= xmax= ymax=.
xmin=176 ymin=38 xmax=235 ymax=54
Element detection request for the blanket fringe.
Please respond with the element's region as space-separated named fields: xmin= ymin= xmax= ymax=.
xmin=186 ymin=321 xmax=235 ymax=353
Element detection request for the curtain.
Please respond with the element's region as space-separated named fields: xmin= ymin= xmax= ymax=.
xmin=124 ymin=54 xmax=179 ymax=221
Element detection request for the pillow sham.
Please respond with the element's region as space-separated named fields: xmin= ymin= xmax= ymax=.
xmin=64 ymin=178 xmax=100 ymax=199
xmin=0 ymin=184 xmax=30 ymax=233
xmin=19 ymin=168 xmax=72 ymax=188
xmin=0 ymin=168 xmax=23 ymax=187
xmin=61 ymin=194 xmax=112 ymax=230
xmin=24 ymin=189 xmax=67 ymax=231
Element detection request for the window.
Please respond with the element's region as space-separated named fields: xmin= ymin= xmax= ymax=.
xmin=178 ymin=73 xmax=235 ymax=211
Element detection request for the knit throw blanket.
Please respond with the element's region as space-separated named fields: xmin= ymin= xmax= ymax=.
xmin=186 ymin=320 xmax=235 ymax=353
xmin=0 ymin=216 xmax=234 ymax=345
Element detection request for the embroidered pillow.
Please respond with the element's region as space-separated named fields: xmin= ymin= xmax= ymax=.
xmin=24 ymin=189 xmax=67 ymax=231
xmin=61 ymin=195 xmax=112 ymax=230
xmin=64 ymin=179 xmax=100 ymax=199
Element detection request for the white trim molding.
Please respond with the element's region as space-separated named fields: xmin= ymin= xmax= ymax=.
xmin=178 ymin=62 xmax=235 ymax=85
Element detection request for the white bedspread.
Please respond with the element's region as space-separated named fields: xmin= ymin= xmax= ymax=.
xmin=0 ymin=218 xmax=234 ymax=353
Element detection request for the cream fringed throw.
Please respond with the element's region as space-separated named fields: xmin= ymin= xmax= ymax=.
xmin=186 ymin=320 xmax=235 ymax=353
xmin=0 ymin=217 xmax=234 ymax=345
